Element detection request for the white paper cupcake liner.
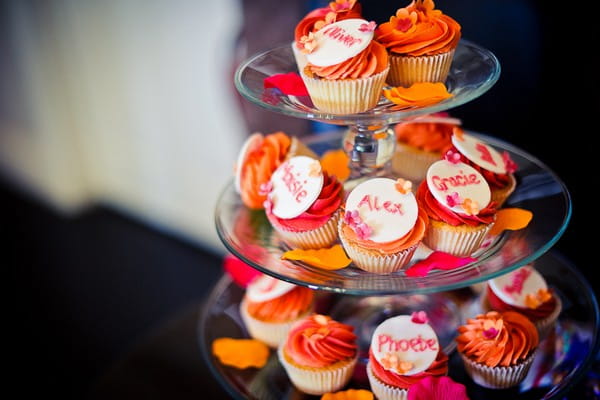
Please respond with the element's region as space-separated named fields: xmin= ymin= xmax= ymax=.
xmin=338 ymin=220 xmax=419 ymax=274
xmin=366 ymin=362 xmax=408 ymax=400
xmin=278 ymin=346 xmax=357 ymax=395
xmin=424 ymin=220 xmax=493 ymax=257
xmin=239 ymin=299 xmax=313 ymax=348
xmin=392 ymin=143 xmax=442 ymax=183
xmin=491 ymin=173 xmax=517 ymax=207
xmin=535 ymin=294 xmax=562 ymax=340
xmin=460 ymin=351 xmax=537 ymax=389
xmin=387 ymin=50 xmax=455 ymax=88
xmin=273 ymin=209 xmax=341 ymax=250
xmin=301 ymin=67 xmax=389 ymax=114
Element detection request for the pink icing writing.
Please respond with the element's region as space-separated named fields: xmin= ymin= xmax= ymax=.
xmin=357 ymin=195 xmax=404 ymax=215
xmin=322 ymin=25 xmax=363 ymax=47
xmin=280 ymin=162 xmax=308 ymax=203
xmin=431 ymin=172 xmax=481 ymax=192
xmin=377 ymin=334 xmax=438 ymax=353
xmin=475 ymin=143 xmax=497 ymax=166
xmin=503 ymin=268 xmax=533 ymax=296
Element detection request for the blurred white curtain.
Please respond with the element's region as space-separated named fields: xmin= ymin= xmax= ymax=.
xmin=0 ymin=0 xmax=245 ymax=253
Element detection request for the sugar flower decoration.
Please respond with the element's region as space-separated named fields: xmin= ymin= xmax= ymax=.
xmin=263 ymin=199 xmax=273 ymax=213
xmin=482 ymin=318 xmax=503 ymax=340
xmin=343 ymin=210 xmax=372 ymax=240
xmin=391 ymin=8 xmax=418 ymax=33
xmin=444 ymin=149 xmax=461 ymax=164
xmin=407 ymin=376 xmax=470 ymax=400
xmin=329 ymin=0 xmax=356 ymax=13
xmin=359 ymin=21 xmax=377 ymax=32
xmin=462 ymin=198 xmax=480 ymax=216
xmin=525 ymin=288 xmax=552 ymax=309
xmin=258 ymin=181 xmax=273 ymax=196
xmin=299 ymin=32 xmax=318 ymax=54
xmin=452 ymin=126 xmax=465 ymax=141
xmin=503 ymin=151 xmax=517 ymax=174
xmin=381 ymin=352 xmax=413 ymax=374
xmin=411 ymin=311 xmax=428 ymax=324
xmin=446 ymin=192 xmax=460 ymax=208
xmin=395 ymin=178 xmax=412 ymax=194
xmin=308 ymin=160 xmax=322 ymax=177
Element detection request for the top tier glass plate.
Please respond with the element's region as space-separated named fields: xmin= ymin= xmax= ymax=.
xmin=215 ymin=131 xmax=572 ymax=295
xmin=234 ymin=39 xmax=500 ymax=126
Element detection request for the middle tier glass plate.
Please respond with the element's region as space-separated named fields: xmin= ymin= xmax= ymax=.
xmin=215 ymin=131 xmax=571 ymax=295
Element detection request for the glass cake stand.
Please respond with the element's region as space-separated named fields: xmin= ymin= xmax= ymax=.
xmin=199 ymin=250 xmax=600 ymax=400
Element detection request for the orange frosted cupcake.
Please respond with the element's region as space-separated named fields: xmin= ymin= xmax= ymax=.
xmin=264 ymin=156 xmax=344 ymax=249
xmin=456 ymin=311 xmax=539 ymax=388
xmin=300 ymin=18 xmax=389 ymax=114
xmin=416 ymin=158 xmax=497 ymax=256
xmin=367 ymin=312 xmax=449 ymax=400
xmin=375 ymin=0 xmax=461 ymax=87
xmin=392 ymin=112 xmax=459 ymax=182
xmin=240 ymin=274 xmax=315 ymax=348
xmin=483 ymin=265 xmax=562 ymax=340
xmin=234 ymin=131 xmax=316 ymax=210
xmin=293 ymin=0 xmax=363 ymax=71
xmin=278 ymin=314 xmax=358 ymax=395
xmin=338 ymin=177 xmax=428 ymax=274
xmin=447 ymin=128 xmax=518 ymax=207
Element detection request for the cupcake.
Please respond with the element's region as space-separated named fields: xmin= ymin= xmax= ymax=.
xmin=367 ymin=312 xmax=449 ymax=400
xmin=234 ymin=131 xmax=317 ymax=210
xmin=456 ymin=311 xmax=539 ymax=389
xmin=375 ymin=0 xmax=461 ymax=88
xmin=482 ymin=265 xmax=562 ymax=340
xmin=264 ymin=155 xmax=344 ymax=249
xmin=392 ymin=112 xmax=459 ymax=182
xmin=416 ymin=158 xmax=497 ymax=256
xmin=239 ymin=273 xmax=315 ymax=348
xmin=278 ymin=314 xmax=358 ymax=395
xmin=338 ymin=177 xmax=428 ymax=274
xmin=293 ymin=0 xmax=363 ymax=71
xmin=300 ymin=18 xmax=390 ymax=114
xmin=447 ymin=128 xmax=517 ymax=206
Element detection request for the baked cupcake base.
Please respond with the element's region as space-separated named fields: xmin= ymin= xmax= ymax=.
xmin=366 ymin=362 xmax=408 ymax=400
xmin=271 ymin=209 xmax=341 ymax=250
xmin=392 ymin=142 xmax=442 ymax=183
xmin=423 ymin=219 xmax=493 ymax=257
xmin=460 ymin=351 xmax=537 ymax=389
xmin=278 ymin=346 xmax=358 ymax=395
xmin=387 ymin=50 xmax=455 ymax=88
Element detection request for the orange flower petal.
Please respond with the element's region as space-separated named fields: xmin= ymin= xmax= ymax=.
xmin=321 ymin=389 xmax=374 ymax=400
xmin=384 ymin=82 xmax=453 ymax=109
xmin=488 ymin=208 xmax=533 ymax=236
xmin=320 ymin=149 xmax=351 ymax=182
xmin=212 ymin=338 xmax=270 ymax=369
xmin=282 ymin=244 xmax=352 ymax=270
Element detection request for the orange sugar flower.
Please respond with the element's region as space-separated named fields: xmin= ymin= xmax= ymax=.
xmin=395 ymin=178 xmax=413 ymax=194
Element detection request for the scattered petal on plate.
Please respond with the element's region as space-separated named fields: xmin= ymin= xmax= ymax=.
xmin=488 ymin=207 xmax=533 ymax=236
xmin=383 ymin=82 xmax=453 ymax=109
xmin=405 ymin=251 xmax=476 ymax=277
xmin=223 ymin=253 xmax=261 ymax=288
xmin=320 ymin=149 xmax=351 ymax=182
xmin=282 ymin=244 xmax=352 ymax=270
xmin=321 ymin=388 xmax=374 ymax=400
xmin=264 ymin=72 xmax=309 ymax=96
xmin=212 ymin=338 xmax=270 ymax=369
xmin=407 ymin=376 xmax=470 ymax=400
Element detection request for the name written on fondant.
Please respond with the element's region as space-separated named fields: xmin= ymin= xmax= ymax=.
xmin=322 ymin=25 xmax=363 ymax=47
xmin=431 ymin=171 xmax=481 ymax=192
xmin=503 ymin=268 xmax=532 ymax=296
xmin=377 ymin=334 xmax=438 ymax=353
xmin=281 ymin=162 xmax=308 ymax=203
xmin=357 ymin=194 xmax=404 ymax=215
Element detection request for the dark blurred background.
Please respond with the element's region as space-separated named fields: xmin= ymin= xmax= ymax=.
xmin=4 ymin=0 xmax=598 ymax=399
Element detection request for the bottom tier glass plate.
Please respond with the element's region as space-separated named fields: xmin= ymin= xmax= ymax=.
xmin=199 ymin=250 xmax=599 ymax=400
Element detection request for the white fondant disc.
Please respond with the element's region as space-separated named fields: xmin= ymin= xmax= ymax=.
xmin=452 ymin=132 xmax=506 ymax=174
xmin=246 ymin=274 xmax=296 ymax=303
xmin=371 ymin=315 xmax=439 ymax=376
xmin=270 ymin=156 xmax=324 ymax=219
xmin=426 ymin=160 xmax=491 ymax=214
xmin=306 ymin=18 xmax=373 ymax=67
xmin=488 ymin=265 xmax=548 ymax=307
xmin=345 ymin=178 xmax=418 ymax=243
xmin=234 ymin=132 xmax=263 ymax=194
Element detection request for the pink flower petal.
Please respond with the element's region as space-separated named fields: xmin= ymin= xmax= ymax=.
xmin=408 ymin=376 xmax=470 ymax=400
xmin=264 ymin=72 xmax=309 ymax=96
xmin=222 ymin=254 xmax=261 ymax=288
xmin=405 ymin=251 xmax=476 ymax=277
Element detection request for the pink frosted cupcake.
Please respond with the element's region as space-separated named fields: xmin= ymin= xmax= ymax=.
xmin=483 ymin=265 xmax=562 ymax=340
xmin=293 ymin=0 xmax=363 ymax=71
xmin=416 ymin=158 xmax=497 ymax=256
xmin=447 ymin=128 xmax=518 ymax=207
xmin=338 ymin=177 xmax=428 ymax=274
xmin=264 ymin=155 xmax=343 ymax=249
xmin=367 ymin=312 xmax=449 ymax=400
xmin=278 ymin=314 xmax=358 ymax=395
xmin=456 ymin=311 xmax=539 ymax=389
xmin=375 ymin=0 xmax=461 ymax=87
xmin=239 ymin=274 xmax=315 ymax=348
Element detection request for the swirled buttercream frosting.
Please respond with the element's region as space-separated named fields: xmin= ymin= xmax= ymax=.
xmin=246 ymin=286 xmax=314 ymax=323
xmin=369 ymin=349 xmax=448 ymax=389
xmin=294 ymin=0 xmax=363 ymax=46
